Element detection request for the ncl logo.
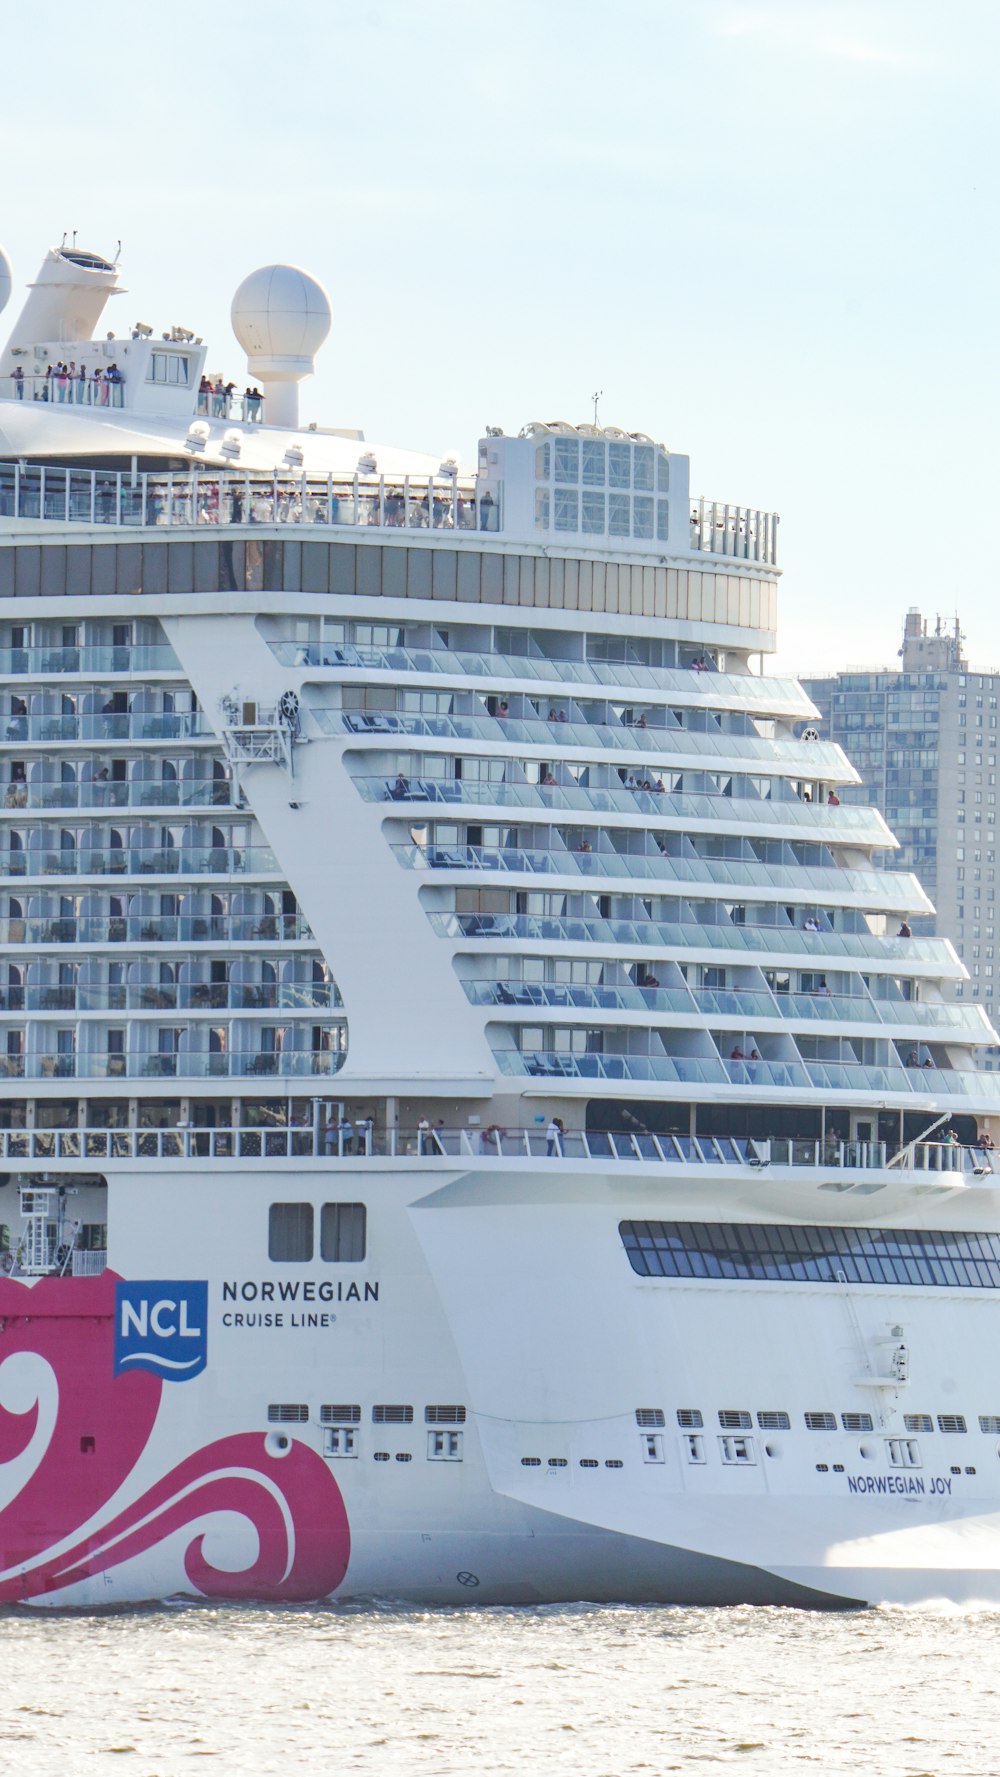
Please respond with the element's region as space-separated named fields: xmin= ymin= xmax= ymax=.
xmin=114 ymin=1281 xmax=208 ymax=1381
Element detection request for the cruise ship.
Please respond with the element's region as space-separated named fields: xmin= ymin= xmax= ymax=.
xmin=0 ymin=238 xmax=999 ymax=1610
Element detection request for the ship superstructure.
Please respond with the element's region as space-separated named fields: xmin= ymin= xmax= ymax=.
xmin=0 ymin=239 xmax=998 ymax=1608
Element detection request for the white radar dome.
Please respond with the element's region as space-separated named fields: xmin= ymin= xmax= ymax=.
xmin=230 ymin=263 xmax=331 ymax=374
xmin=0 ymin=246 xmax=12 ymax=317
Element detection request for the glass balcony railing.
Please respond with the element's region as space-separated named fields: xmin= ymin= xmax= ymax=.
xmin=2 ymin=782 xmax=234 ymax=811
xmin=2 ymin=713 xmax=211 ymax=745
xmin=0 ymin=913 xmax=313 ymax=945
xmin=467 ymin=979 xmax=995 ymax=1049
xmin=1 ymin=374 xmax=125 ymax=407
xmin=318 ymin=707 xmax=849 ymax=778
xmin=8 ymin=1049 xmax=345 ymax=1081
xmin=779 ymin=991 xmax=993 ymax=1034
xmin=0 ymin=845 xmax=280 ymax=880
xmin=490 ymin=1047 xmax=995 ymax=1097
xmin=394 ymin=843 xmax=924 ymax=913
xmin=272 ymin=641 xmax=815 ymax=716
xmin=428 ymin=910 xmax=959 ymax=970
xmin=0 ymin=646 xmax=181 ymax=678
xmin=494 ymin=1050 xmax=728 ymax=1084
xmin=470 ymin=979 xmax=697 ymax=1014
xmin=0 ymin=463 xmax=500 ymax=535
xmin=20 ymin=984 xmax=338 ymax=1013
xmin=357 ymin=775 xmax=891 ymax=842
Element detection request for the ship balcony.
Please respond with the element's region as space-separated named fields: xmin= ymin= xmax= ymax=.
xmin=1 ymin=778 xmax=234 ymax=812
xmin=273 ymin=641 xmax=814 ymax=718
xmin=491 ymin=1047 xmax=1000 ymax=1099
xmin=13 ymin=982 xmax=337 ymax=1014
xmin=0 ymin=845 xmax=281 ymax=881
xmin=6 ymin=1047 xmax=345 ymax=1081
xmin=356 ymin=774 xmax=893 ymax=844
xmin=462 ymin=978 xmax=994 ymax=1039
xmin=1 ymin=712 xmax=212 ymax=745
xmin=394 ymin=842 xmax=926 ymax=915
xmin=318 ymin=707 xmax=852 ymax=781
xmin=428 ymin=910 xmax=961 ymax=974
xmin=0 ymin=645 xmax=182 ymax=679
xmin=0 ymin=911 xmax=314 ymax=946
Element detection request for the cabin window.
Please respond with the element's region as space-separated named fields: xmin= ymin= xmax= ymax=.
xmin=268 ymin=1201 xmax=313 ymax=1262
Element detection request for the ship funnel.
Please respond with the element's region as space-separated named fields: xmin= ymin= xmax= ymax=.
xmin=230 ymin=263 xmax=331 ymax=429
xmin=0 ymin=244 xmax=123 ymax=377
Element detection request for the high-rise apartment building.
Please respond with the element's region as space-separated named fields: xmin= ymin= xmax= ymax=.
xmin=803 ymin=609 xmax=1000 ymax=1046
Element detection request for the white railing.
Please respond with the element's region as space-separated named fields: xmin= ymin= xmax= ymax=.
xmin=0 ymin=462 xmax=501 ymax=534
xmin=689 ymin=499 xmax=779 ymax=565
xmin=0 ymin=373 xmax=125 ymax=407
xmin=0 ymin=1126 xmax=993 ymax=1175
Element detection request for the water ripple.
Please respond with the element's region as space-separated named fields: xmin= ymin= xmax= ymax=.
xmin=0 ymin=1602 xmax=993 ymax=1774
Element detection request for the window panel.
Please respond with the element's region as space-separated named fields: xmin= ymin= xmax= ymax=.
xmin=632 ymin=496 xmax=653 ymax=539
xmin=619 ymin=1221 xmax=1000 ymax=1289
xmin=633 ymin=446 xmax=654 ymax=490
xmin=608 ymin=442 xmax=631 ymax=487
xmin=320 ymin=1201 xmax=366 ymax=1262
xmin=553 ymin=438 xmax=580 ymax=484
xmin=553 ymin=489 xmax=579 ymax=532
xmin=582 ymin=441 xmax=606 ymax=485
xmin=268 ymin=1201 xmax=314 ymax=1262
xmin=581 ymin=491 xmax=606 ymax=534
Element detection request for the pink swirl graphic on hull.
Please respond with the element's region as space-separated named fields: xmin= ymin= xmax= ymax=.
xmin=0 ymin=1273 xmax=350 ymax=1603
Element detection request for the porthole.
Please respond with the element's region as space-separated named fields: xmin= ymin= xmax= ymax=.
xmin=605 ymin=1458 xmax=624 ymax=1469
xmin=833 ymin=1463 xmax=845 ymax=1473
xmin=579 ymin=1458 xmax=598 ymax=1468
xmin=950 ymin=1465 xmax=961 ymax=1475
xmin=966 ymin=1466 xmax=977 ymax=1475
xmin=548 ymin=1457 xmax=567 ymax=1468
xmin=815 ymin=1463 xmax=829 ymax=1473
xmin=373 ymin=1451 xmax=390 ymax=1462
xmin=395 ymin=1452 xmax=412 ymax=1463
xmin=521 ymin=1456 xmax=541 ymax=1467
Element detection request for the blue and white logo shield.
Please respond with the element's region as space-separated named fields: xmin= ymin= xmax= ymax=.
xmin=114 ymin=1281 xmax=208 ymax=1381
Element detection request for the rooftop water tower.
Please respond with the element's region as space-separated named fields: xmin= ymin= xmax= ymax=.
xmin=230 ymin=263 xmax=331 ymax=429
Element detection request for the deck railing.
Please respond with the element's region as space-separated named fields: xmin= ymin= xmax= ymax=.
xmin=0 ymin=462 xmax=500 ymax=534
xmin=0 ymin=1125 xmax=994 ymax=1176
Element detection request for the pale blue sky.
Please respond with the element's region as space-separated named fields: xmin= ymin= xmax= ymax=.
xmin=3 ymin=0 xmax=997 ymax=670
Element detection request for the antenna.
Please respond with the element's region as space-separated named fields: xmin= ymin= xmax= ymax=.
xmin=592 ymin=389 xmax=603 ymax=427
xmin=114 ymin=240 xmax=122 ymax=265
xmin=72 ymin=230 xmax=77 ymax=248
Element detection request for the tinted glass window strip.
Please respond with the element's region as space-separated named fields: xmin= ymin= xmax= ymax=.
xmin=619 ymin=1222 xmax=1000 ymax=1288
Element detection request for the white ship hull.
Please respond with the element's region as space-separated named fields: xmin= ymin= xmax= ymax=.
xmin=3 ymin=1159 xmax=999 ymax=1610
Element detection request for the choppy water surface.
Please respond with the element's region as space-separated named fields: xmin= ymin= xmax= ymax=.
xmin=0 ymin=1602 xmax=992 ymax=1775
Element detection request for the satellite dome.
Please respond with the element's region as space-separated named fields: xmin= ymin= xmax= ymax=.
xmin=230 ymin=263 xmax=331 ymax=373
xmin=0 ymin=246 xmax=12 ymax=317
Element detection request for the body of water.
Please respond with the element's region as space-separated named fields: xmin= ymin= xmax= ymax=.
xmin=0 ymin=1602 xmax=990 ymax=1775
